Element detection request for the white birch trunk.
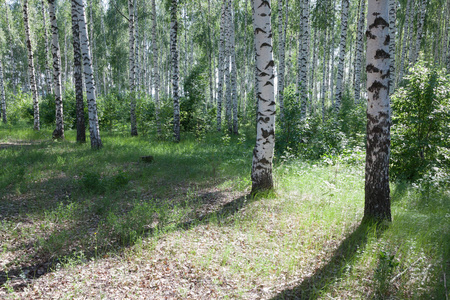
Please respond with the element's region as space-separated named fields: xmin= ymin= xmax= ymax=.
xmin=354 ymin=0 xmax=366 ymax=103
xmin=0 ymin=58 xmax=6 ymax=123
xmin=398 ymin=0 xmax=411 ymax=83
xmin=224 ymin=1 xmax=232 ymax=133
xmin=23 ymin=0 xmax=40 ymax=131
xmin=411 ymin=0 xmax=426 ymax=64
xmin=299 ymin=0 xmax=310 ymax=119
xmin=229 ymin=0 xmax=238 ymax=135
xmin=134 ymin=0 xmax=140 ymax=93
xmin=321 ymin=29 xmax=329 ymax=122
xmin=48 ymin=0 xmax=64 ymax=139
xmin=388 ymin=0 xmax=396 ymax=93
xmin=41 ymin=0 xmax=53 ymax=95
xmin=277 ymin=0 xmax=288 ymax=120
xmin=152 ymin=0 xmax=161 ymax=135
xmin=217 ymin=2 xmax=226 ymax=132
xmin=251 ymin=0 xmax=276 ymax=193
xmin=128 ymin=0 xmax=138 ymax=136
xmin=335 ymin=0 xmax=349 ymax=112
xmin=170 ymin=0 xmax=180 ymax=142
xmin=74 ymin=0 xmax=102 ymax=149
xmin=364 ymin=0 xmax=391 ymax=222
xmin=407 ymin=0 xmax=416 ymax=65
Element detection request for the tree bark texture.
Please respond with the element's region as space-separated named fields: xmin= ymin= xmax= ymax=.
xmin=229 ymin=0 xmax=238 ymax=135
xmin=74 ymin=0 xmax=102 ymax=149
xmin=152 ymin=0 xmax=161 ymax=135
xmin=71 ymin=0 xmax=86 ymax=143
xmin=41 ymin=0 xmax=53 ymax=95
xmin=364 ymin=0 xmax=392 ymax=222
xmin=412 ymin=0 xmax=426 ymax=64
xmin=354 ymin=0 xmax=366 ymax=103
xmin=0 ymin=58 xmax=6 ymax=124
xmin=217 ymin=2 xmax=226 ymax=132
xmin=335 ymin=0 xmax=349 ymax=111
xmin=48 ymin=0 xmax=64 ymax=139
xmin=251 ymin=0 xmax=276 ymax=193
xmin=398 ymin=0 xmax=411 ymax=84
xmin=388 ymin=0 xmax=396 ymax=93
xmin=299 ymin=0 xmax=310 ymax=119
xmin=128 ymin=0 xmax=138 ymax=136
xmin=171 ymin=0 xmax=180 ymax=142
xmin=23 ymin=0 xmax=40 ymax=131
xmin=277 ymin=0 xmax=288 ymax=120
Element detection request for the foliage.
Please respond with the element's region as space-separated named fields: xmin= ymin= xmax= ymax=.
xmin=276 ymin=84 xmax=365 ymax=162
xmin=391 ymin=61 xmax=450 ymax=180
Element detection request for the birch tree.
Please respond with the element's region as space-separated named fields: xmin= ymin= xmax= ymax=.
xmin=41 ymin=0 xmax=53 ymax=95
xmin=229 ymin=0 xmax=238 ymax=135
xmin=74 ymin=0 xmax=102 ymax=149
xmin=128 ymin=0 xmax=138 ymax=136
xmin=299 ymin=0 xmax=310 ymax=119
xmin=23 ymin=0 xmax=39 ymax=131
xmin=364 ymin=0 xmax=391 ymax=222
xmin=335 ymin=0 xmax=349 ymax=111
xmin=48 ymin=0 xmax=64 ymax=140
xmin=251 ymin=0 xmax=276 ymax=193
xmin=152 ymin=0 xmax=161 ymax=135
xmin=398 ymin=0 xmax=411 ymax=83
xmin=170 ymin=0 xmax=180 ymax=142
xmin=71 ymin=0 xmax=86 ymax=143
xmin=411 ymin=0 xmax=427 ymax=64
xmin=277 ymin=0 xmax=288 ymax=119
xmin=217 ymin=1 xmax=226 ymax=131
xmin=0 ymin=58 xmax=6 ymax=124
xmin=354 ymin=0 xmax=366 ymax=103
xmin=388 ymin=0 xmax=396 ymax=92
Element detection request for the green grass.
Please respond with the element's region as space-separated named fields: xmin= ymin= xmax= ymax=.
xmin=0 ymin=124 xmax=448 ymax=299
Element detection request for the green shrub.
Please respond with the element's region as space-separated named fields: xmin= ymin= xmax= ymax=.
xmin=391 ymin=61 xmax=450 ymax=180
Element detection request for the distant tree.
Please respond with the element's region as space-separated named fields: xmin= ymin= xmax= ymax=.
xmin=364 ymin=0 xmax=392 ymax=222
xmin=251 ymin=0 xmax=276 ymax=193
xmin=334 ymin=0 xmax=349 ymax=112
xmin=128 ymin=0 xmax=138 ymax=136
xmin=170 ymin=0 xmax=180 ymax=142
xmin=23 ymin=0 xmax=40 ymax=131
xmin=0 ymin=57 xmax=6 ymax=124
xmin=48 ymin=0 xmax=64 ymax=140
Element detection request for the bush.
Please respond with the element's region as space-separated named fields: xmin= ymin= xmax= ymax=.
xmin=391 ymin=61 xmax=450 ymax=180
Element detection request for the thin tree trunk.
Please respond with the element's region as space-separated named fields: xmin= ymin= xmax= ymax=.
xmin=229 ymin=0 xmax=238 ymax=135
xmin=225 ymin=1 xmax=232 ymax=133
xmin=335 ymin=0 xmax=349 ymax=112
xmin=321 ymin=28 xmax=329 ymax=122
xmin=74 ymin=0 xmax=102 ymax=149
xmin=23 ymin=0 xmax=40 ymax=131
xmin=398 ymin=0 xmax=411 ymax=84
xmin=251 ymin=0 xmax=275 ymax=193
xmin=364 ymin=0 xmax=391 ymax=222
xmin=217 ymin=1 xmax=226 ymax=132
xmin=309 ymin=27 xmax=317 ymax=114
xmin=151 ymin=0 xmax=161 ymax=135
xmin=128 ymin=0 xmax=138 ymax=136
xmin=407 ymin=0 xmax=416 ymax=66
xmin=354 ymin=0 xmax=366 ymax=103
xmin=299 ymin=0 xmax=310 ymax=119
xmin=171 ymin=0 xmax=180 ymax=142
xmin=411 ymin=0 xmax=426 ymax=64
xmin=388 ymin=0 xmax=396 ymax=93
xmin=277 ymin=0 xmax=288 ymax=120
xmin=134 ymin=0 xmax=140 ymax=93
xmin=0 ymin=58 xmax=6 ymax=123
xmin=48 ymin=0 xmax=64 ymax=139
xmin=71 ymin=0 xmax=86 ymax=143
xmin=4 ymin=4 xmax=16 ymax=93
xmin=41 ymin=0 xmax=53 ymax=95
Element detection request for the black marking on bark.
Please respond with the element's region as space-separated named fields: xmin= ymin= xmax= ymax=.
xmin=375 ymin=49 xmax=390 ymax=59
xmin=255 ymin=28 xmax=266 ymax=35
xmin=384 ymin=35 xmax=390 ymax=46
xmin=264 ymin=81 xmax=274 ymax=86
xmin=368 ymin=80 xmax=388 ymax=100
xmin=265 ymin=61 xmax=274 ymax=68
xmin=259 ymin=72 xmax=270 ymax=77
xmin=260 ymin=42 xmax=272 ymax=49
xmin=366 ymin=30 xmax=376 ymax=39
xmin=369 ymin=17 xmax=389 ymax=30
xmin=381 ymin=69 xmax=390 ymax=79
xmin=366 ymin=64 xmax=380 ymax=73
xmin=258 ymin=0 xmax=271 ymax=9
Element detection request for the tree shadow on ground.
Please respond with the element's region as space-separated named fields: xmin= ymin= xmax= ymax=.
xmin=271 ymin=221 xmax=384 ymax=300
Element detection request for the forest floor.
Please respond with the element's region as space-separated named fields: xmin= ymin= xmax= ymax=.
xmin=0 ymin=126 xmax=449 ymax=299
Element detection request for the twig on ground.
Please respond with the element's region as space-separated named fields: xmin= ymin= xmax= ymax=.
xmin=390 ymin=257 xmax=422 ymax=283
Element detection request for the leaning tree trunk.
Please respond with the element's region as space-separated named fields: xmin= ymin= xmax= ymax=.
xmin=364 ymin=0 xmax=392 ymax=223
xmin=170 ymin=0 xmax=180 ymax=142
xmin=251 ymin=0 xmax=276 ymax=193
xmin=0 ymin=57 xmax=6 ymax=124
xmin=71 ymin=0 xmax=86 ymax=143
xmin=411 ymin=0 xmax=427 ymax=65
xmin=151 ymin=0 xmax=161 ymax=135
xmin=48 ymin=0 xmax=64 ymax=139
xmin=41 ymin=0 xmax=53 ymax=95
xmin=128 ymin=0 xmax=138 ymax=136
xmin=74 ymin=0 xmax=102 ymax=149
xmin=354 ymin=0 xmax=366 ymax=103
xmin=334 ymin=0 xmax=349 ymax=112
xmin=23 ymin=0 xmax=39 ymax=131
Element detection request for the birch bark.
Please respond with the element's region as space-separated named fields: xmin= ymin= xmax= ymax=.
xmin=217 ymin=1 xmax=226 ymax=131
xmin=334 ymin=0 xmax=349 ymax=112
xmin=152 ymin=0 xmax=161 ymax=135
xmin=0 ymin=58 xmax=6 ymax=123
xmin=411 ymin=0 xmax=426 ymax=64
xmin=398 ymin=0 xmax=411 ymax=83
xmin=354 ymin=0 xmax=366 ymax=103
xmin=71 ymin=0 xmax=86 ymax=143
xmin=23 ymin=0 xmax=39 ymax=131
xmin=128 ymin=0 xmax=138 ymax=136
xmin=48 ymin=0 xmax=64 ymax=139
xmin=251 ymin=0 xmax=276 ymax=193
xmin=277 ymin=0 xmax=288 ymax=120
xmin=364 ymin=0 xmax=391 ymax=222
xmin=41 ymin=0 xmax=53 ymax=95
xmin=170 ymin=0 xmax=180 ymax=142
xmin=74 ymin=0 xmax=102 ymax=149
